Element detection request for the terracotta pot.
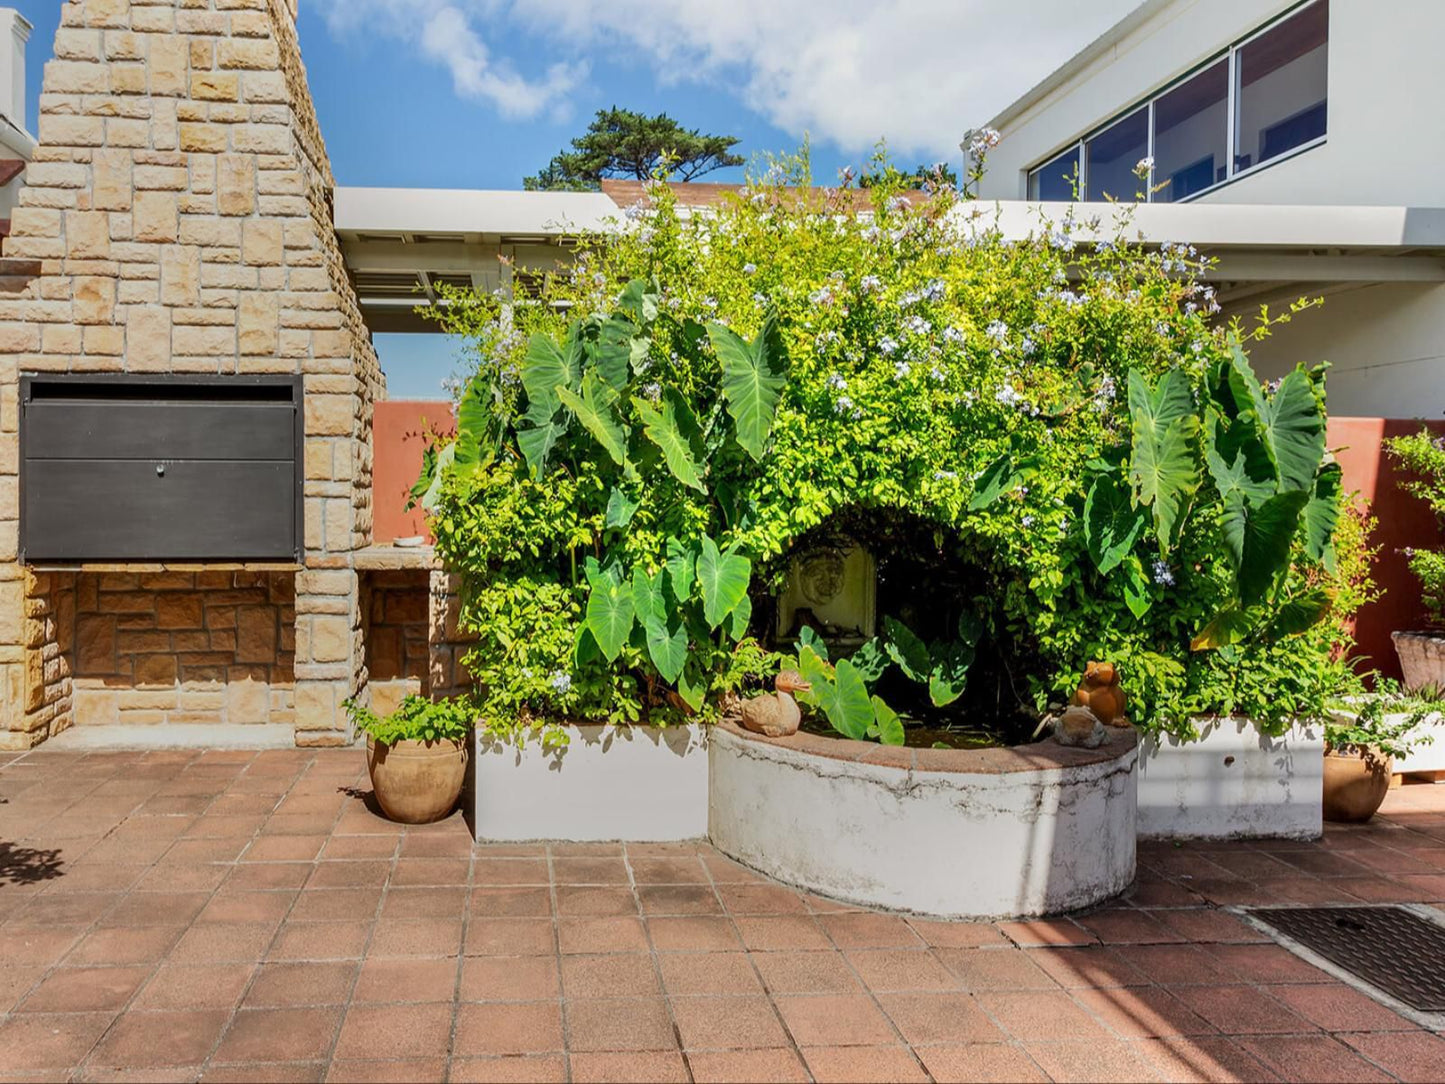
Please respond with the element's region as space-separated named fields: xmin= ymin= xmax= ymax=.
xmin=367 ymin=736 xmax=468 ymax=824
xmin=1392 ymin=631 xmax=1445 ymax=693
xmin=1322 ymin=748 xmax=1393 ymax=824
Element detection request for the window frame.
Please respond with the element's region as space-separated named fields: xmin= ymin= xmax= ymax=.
xmin=1024 ymin=0 xmax=1327 ymax=204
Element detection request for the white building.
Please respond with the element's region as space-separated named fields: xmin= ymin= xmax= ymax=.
xmin=0 ymin=8 xmax=31 ymax=229
xmin=976 ymin=0 xmax=1445 ymax=418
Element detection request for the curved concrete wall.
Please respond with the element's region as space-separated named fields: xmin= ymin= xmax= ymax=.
xmin=708 ymin=723 xmax=1138 ymax=919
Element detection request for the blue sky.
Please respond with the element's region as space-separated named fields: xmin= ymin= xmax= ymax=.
xmin=12 ymin=0 xmax=1138 ymax=397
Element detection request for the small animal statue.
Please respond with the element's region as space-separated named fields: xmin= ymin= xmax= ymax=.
xmin=740 ymin=671 xmax=813 ymax=738
xmin=1053 ymin=705 xmax=1107 ymax=748
xmin=1072 ymin=661 xmax=1129 ymax=727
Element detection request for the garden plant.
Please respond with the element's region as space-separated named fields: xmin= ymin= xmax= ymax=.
xmin=415 ymin=150 xmax=1368 ymax=749
xmin=1385 ymin=428 xmax=1445 ymax=628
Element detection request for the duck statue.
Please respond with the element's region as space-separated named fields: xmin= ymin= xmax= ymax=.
xmin=739 ymin=671 xmax=813 ymax=738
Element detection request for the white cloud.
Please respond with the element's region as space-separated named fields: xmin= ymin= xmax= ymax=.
xmin=313 ymin=0 xmax=1142 ymax=156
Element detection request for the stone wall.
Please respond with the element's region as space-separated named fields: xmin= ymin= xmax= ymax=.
xmin=0 ymin=0 xmax=383 ymax=749
xmin=362 ymin=569 xmax=427 ymax=717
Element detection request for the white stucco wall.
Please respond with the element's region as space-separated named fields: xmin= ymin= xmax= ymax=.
xmin=980 ymin=0 xmax=1445 ymax=209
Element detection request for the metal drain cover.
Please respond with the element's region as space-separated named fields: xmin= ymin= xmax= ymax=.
xmin=1248 ymin=906 xmax=1445 ymax=1012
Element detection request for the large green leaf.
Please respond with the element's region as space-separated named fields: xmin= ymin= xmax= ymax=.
xmin=884 ymin=617 xmax=930 ymax=683
xmin=676 ymin=659 xmax=707 ymax=712
xmin=727 ymin=592 xmax=753 ymax=642
xmin=665 ymin=538 xmax=697 ymax=603
xmin=454 ymin=373 xmax=498 ymax=469
xmin=632 ymin=566 xmax=687 ymax=683
xmin=633 ymin=394 xmax=705 ymax=492
xmin=1263 ymin=588 xmax=1334 ymax=642
xmin=795 ymin=642 xmax=834 ymax=709
xmin=709 ymin=314 xmax=789 ymax=461
xmin=826 ymin=659 xmax=875 ymax=740
xmin=584 ymin=573 xmax=635 ymax=663
xmin=1303 ymin=462 xmax=1342 ymax=565
xmin=798 ymin=626 xmax=830 ymax=664
xmin=870 ymin=696 xmax=905 ymax=746
xmin=557 ymin=371 xmax=629 ymax=467
xmin=616 ymin=278 xmax=660 ymax=325
xmin=517 ymin=418 xmax=566 ymax=476
xmin=1204 ymin=411 xmax=1275 ymax=506
xmin=1128 ymin=369 xmax=1199 ymax=549
xmin=968 ymin=454 xmax=1025 ymax=511
xmin=604 ymin=487 xmax=640 ymax=529
xmin=1259 ymin=369 xmax=1326 ymax=493
xmin=521 ymin=332 xmax=579 ymax=421
xmin=696 ymin=537 xmax=751 ymax=629
xmin=1083 ymin=473 xmax=1146 ymax=574
xmin=1123 ymin=556 xmax=1152 ymax=619
xmin=850 ymin=638 xmax=889 ymax=684
xmin=1191 ymin=607 xmax=1255 ymax=651
xmin=591 ymin=318 xmax=641 ymax=392
xmin=1239 ymin=490 xmax=1309 ymax=606
xmin=928 ymin=641 xmax=974 ymax=708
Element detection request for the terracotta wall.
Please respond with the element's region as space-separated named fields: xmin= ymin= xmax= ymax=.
xmin=369 ymin=409 xmax=1445 ymax=681
xmin=372 ymin=401 xmax=455 ymax=544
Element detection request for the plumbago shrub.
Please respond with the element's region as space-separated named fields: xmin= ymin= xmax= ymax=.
xmin=421 ymin=160 xmax=1365 ymax=744
xmin=1385 ymin=429 xmax=1445 ymax=627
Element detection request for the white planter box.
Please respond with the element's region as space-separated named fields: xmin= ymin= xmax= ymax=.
xmin=1396 ymin=714 xmax=1445 ymax=774
xmin=469 ymin=723 xmax=708 ymax=842
xmin=1138 ymin=718 xmax=1323 ymax=840
xmin=709 ymin=723 xmax=1138 ymax=919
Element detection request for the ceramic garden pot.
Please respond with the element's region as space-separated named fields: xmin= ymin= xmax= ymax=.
xmin=1322 ymin=748 xmax=1392 ymax=824
xmin=1393 ymin=631 xmax=1445 ymax=693
xmin=367 ymin=736 xmax=468 ymax=824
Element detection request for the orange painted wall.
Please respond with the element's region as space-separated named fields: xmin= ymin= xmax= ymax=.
xmin=369 ymin=406 xmax=1445 ymax=678
xmin=371 ymin=401 xmax=455 ymax=545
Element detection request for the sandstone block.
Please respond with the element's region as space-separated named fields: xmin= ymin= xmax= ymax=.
xmin=65 ymin=211 xmax=111 ymax=259
xmin=134 ymin=654 xmax=179 ymax=686
xmin=191 ymin=71 xmax=240 ymax=102
xmin=242 ymin=219 xmax=284 ymax=266
xmin=179 ymin=123 xmax=227 ymax=154
xmin=109 ymin=64 xmax=147 ymax=96
xmin=39 ymin=114 xmax=106 ymax=148
xmin=217 ymin=38 xmax=280 ymax=71
xmin=44 ymin=60 xmax=109 ymax=95
xmin=82 ymin=0 xmax=131 ymax=30
xmin=238 ymin=292 xmax=279 ymax=357
xmin=159 ymin=244 xmax=201 ymax=306
xmin=236 ymin=605 xmax=277 ymax=663
xmin=105 ymin=118 xmax=150 ymax=149
xmin=148 ymin=36 xmax=188 ymax=97
xmin=72 ymin=276 xmax=116 ymax=325
xmin=226 ymin=677 xmax=270 ymax=724
xmin=82 ymin=325 xmax=125 ymax=356
xmin=172 ymin=324 xmax=236 ymax=357
xmin=125 ymin=304 xmax=172 ymax=371
xmin=76 ymin=615 xmax=118 ymax=674
xmin=91 ymin=148 xmax=134 ymax=211
xmin=305 ymin=394 xmax=353 ymax=437
xmin=72 ymin=687 xmax=119 ymax=726
xmin=131 ymin=191 xmax=178 ymax=243
xmin=155 ymin=593 xmax=203 ymax=630
xmin=216 ymin=155 xmax=256 ymax=216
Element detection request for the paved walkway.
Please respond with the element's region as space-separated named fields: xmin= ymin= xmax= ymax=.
xmin=0 ymin=747 xmax=1442 ymax=1083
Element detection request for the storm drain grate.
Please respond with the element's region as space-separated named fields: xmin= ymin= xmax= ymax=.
xmin=1248 ymin=906 xmax=1445 ymax=1012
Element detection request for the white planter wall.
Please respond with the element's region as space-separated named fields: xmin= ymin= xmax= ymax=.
xmin=708 ymin=725 xmax=1138 ymax=919
xmin=1138 ymin=718 xmax=1323 ymax=840
xmin=469 ymin=723 xmax=708 ymax=842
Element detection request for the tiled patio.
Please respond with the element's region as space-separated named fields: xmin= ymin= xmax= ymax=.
xmin=0 ymin=749 xmax=1442 ymax=1084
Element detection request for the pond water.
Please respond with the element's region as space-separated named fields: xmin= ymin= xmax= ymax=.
xmin=798 ymin=714 xmax=1024 ymax=750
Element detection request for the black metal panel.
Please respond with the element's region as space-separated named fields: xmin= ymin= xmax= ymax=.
xmin=1249 ymin=905 xmax=1445 ymax=1011
xmin=20 ymin=375 xmax=303 ymax=563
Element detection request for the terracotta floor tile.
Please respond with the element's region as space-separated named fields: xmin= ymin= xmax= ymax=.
xmin=214 ymin=1007 xmax=344 ymax=1064
xmin=244 ymin=960 xmax=359 ymax=1008
xmin=1113 ymin=943 xmax=1235 ymax=985
xmin=319 ymin=834 xmax=399 ymax=860
xmin=1169 ymin=984 xmax=1315 ymax=1035
xmin=65 ymin=925 xmax=182 ymax=967
xmin=753 ymin=950 xmax=860 ymax=994
xmin=243 ymin=835 xmax=327 ymax=862
xmin=916 ymin=1043 xmax=1050 ymax=1083
xmin=16 ymin=965 xmax=151 ymax=1013
xmin=469 ymin=886 xmax=554 ymax=918
xmin=629 ymin=857 xmax=709 ymax=884
xmin=801 ymin=1044 xmax=929 ymax=1083
xmin=1077 ymin=908 xmax=1182 ymax=944
xmin=1210 ymin=942 xmax=1332 ymax=984
xmin=1071 ymin=984 xmax=1218 ymax=1038
xmin=0 ymin=965 xmax=44 ymax=1013
xmin=717 ymin=883 xmax=810 ymax=915
xmin=98 ymin=890 xmax=213 ymax=928
xmin=1267 ymin=982 xmax=1418 ymax=1032
xmin=669 ymin=994 xmax=789 ymax=1049
xmin=561 ymin=952 xmax=661 ymax=998
xmin=978 ymin=989 xmax=1113 ymax=1042
xmin=906 ymin=919 xmax=1010 ymax=948
xmin=997 ymin=918 xmax=1097 ymax=947
xmin=460 ymin=954 xmax=558 ymax=1001
xmin=323 ymin=1057 xmax=448 ymax=1082
xmin=877 ymin=991 xmax=1006 ymax=1045
xmin=565 ymin=997 xmax=679 ymax=1052
xmin=288 ymin=888 xmax=384 ymax=923
xmin=636 ymin=883 xmax=724 ymax=916
xmin=453 ymin=1001 xmax=566 ymax=1055
xmin=195 ymin=890 xmax=296 ymax=926
xmin=646 ymin=915 xmax=743 ymax=951
xmin=847 ymin=948 xmax=959 ymax=992
xmin=170 ymin=921 xmax=278 ymax=963
xmin=552 ymin=857 xmax=630 ymax=884
xmin=0 ymin=1011 xmax=117 ymax=1072
xmin=268 ymin=921 xmax=372 ymax=961
xmin=365 ymin=917 xmax=463 ymax=958
xmin=657 ymin=951 xmax=762 ymax=996
xmin=304 ymin=861 xmax=391 ymax=890
xmin=555 ymin=886 xmax=638 ymax=917
xmin=1148 ymin=908 xmax=1270 ymax=944
xmin=687 ymin=1048 xmax=810 ymax=1083
xmin=557 ymin=917 xmax=650 ymax=954
xmin=1022 ymin=1037 xmax=1163 ymax=1083
xmin=734 ymin=915 xmax=833 ymax=951
xmin=131 ymin=962 xmax=256 ymax=1011
xmin=465 ymin=917 xmax=557 ymax=956
xmin=773 ymin=993 xmax=896 ymax=1047
xmin=1238 ymin=1033 xmax=1394 ymax=1082
xmin=1131 ymin=1036 xmax=1282 ymax=1083
xmin=6 ymin=890 xmax=122 ymax=928
xmin=566 ymin=1050 xmax=688 ymax=1082
xmin=390 ymin=859 xmax=470 ymax=887
xmin=1341 ymin=1030 xmax=1445 ymax=1083
xmin=935 ymin=946 xmax=1060 ymax=990
xmin=819 ymin=912 xmax=924 ymax=949
xmin=332 ymin=1002 xmax=454 ymax=1061
xmin=221 ymin=863 xmax=313 ymax=892
xmin=379 ymin=886 xmax=467 ymax=920
xmin=88 ymin=1009 xmax=231 ymax=1070
xmin=1029 ymin=945 xmax=1150 ymax=989
xmin=448 ymin=1055 xmax=568 ymax=1083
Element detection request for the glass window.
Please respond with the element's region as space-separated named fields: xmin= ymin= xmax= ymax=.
xmin=1084 ymin=107 xmax=1148 ymax=202
xmin=1028 ymin=147 xmax=1081 ymax=200
xmin=1235 ymin=0 xmax=1328 ymax=171
xmin=1152 ymin=59 xmax=1228 ymax=202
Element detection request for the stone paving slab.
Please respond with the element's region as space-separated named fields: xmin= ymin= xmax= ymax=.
xmin=1 ymin=747 xmax=1443 ymax=1082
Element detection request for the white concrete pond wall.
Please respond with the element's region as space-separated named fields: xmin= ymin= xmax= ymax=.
xmin=1137 ymin=718 xmax=1324 ymax=840
xmin=708 ymin=722 xmax=1138 ymax=919
xmin=469 ymin=723 xmax=709 ymax=842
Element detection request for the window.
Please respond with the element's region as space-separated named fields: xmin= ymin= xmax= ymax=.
xmin=1022 ymin=0 xmax=1327 ymax=203
xmin=1027 ymin=147 xmax=1081 ymax=200
xmin=1235 ymin=0 xmax=1328 ymax=171
xmin=1153 ymin=59 xmax=1228 ymax=202
xmin=1085 ymin=107 xmax=1148 ymax=202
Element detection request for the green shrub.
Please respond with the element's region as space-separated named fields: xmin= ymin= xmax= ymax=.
xmin=345 ymin=695 xmax=473 ymax=746
xmin=421 ymin=153 xmax=1365 ymax=742
xmin=1384 ymin=428 xmax=1445 ymax=628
